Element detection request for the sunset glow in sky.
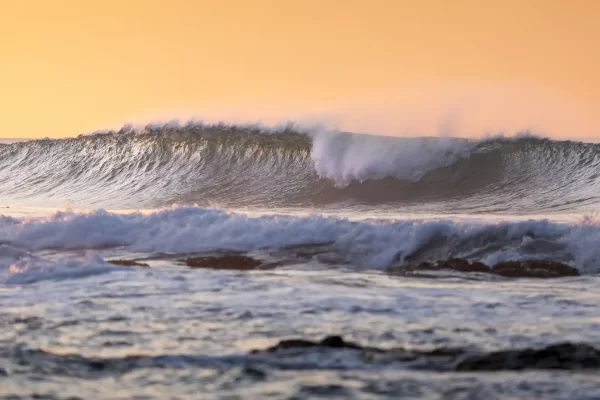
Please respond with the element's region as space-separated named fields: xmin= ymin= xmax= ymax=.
xmin=1 ymin=0 xmax=599 ymax=139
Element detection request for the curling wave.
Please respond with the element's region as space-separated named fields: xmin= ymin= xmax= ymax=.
xmin=1 ymin=123 xmax=600 ymax=215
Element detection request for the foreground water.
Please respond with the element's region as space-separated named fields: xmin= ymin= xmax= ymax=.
xmin=0 ymin=206 xmax=598 ymax=399
xmin=2 ymin=260 xmax=600 ymax=399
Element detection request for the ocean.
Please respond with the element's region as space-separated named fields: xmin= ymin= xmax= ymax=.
xmin=0 ymin=124 xmax=599 ymax=399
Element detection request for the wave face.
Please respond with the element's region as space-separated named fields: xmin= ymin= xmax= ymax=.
xmin=1 ymin=123 xmax=600 ymax=215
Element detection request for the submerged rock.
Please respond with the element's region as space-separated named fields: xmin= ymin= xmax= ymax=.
xmin=251 ymin=336 xmax=600 ymax=371
xmin=107 ymin=259 xmax=149 ymax=267
xmin=388 ymin=258 xmax=579 ymax=278
xmin=456 ymin=342 xmax=600 ymax=371
xmin=491 ymin=260 xmax=579 ymax=278
xmin=182 ymin=254 xmax=263 ymax=270
xmin=251 ymin=335 xmax=465 ymax=365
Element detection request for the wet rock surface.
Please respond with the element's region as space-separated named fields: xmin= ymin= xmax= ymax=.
xmin=181 ymin=254 xmax=264 ymax=270
xmin=107 ymin=259 xmax=150 ymax=267
xmin=101 ymin=247 xmax=582 ymax=279
xmin=490 ymin=260 xmax=580 ymax=278
xmin=106 ymin=253 xmax=579 ymax=278
xmin=251 ymin=336 xmax=600 ymax=371
xmin=389 ymin=258 xmax=580 ymax=278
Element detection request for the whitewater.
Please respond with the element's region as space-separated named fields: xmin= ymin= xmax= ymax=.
xmin=1 ymin=123 xmax=599 ymax=399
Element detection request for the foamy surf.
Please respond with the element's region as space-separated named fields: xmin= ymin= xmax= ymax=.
xmin=1 ymin=206 xmax=600 ymax=286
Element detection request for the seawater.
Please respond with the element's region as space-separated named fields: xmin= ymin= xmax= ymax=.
xmin=1 ymin=124 xmax=600 ymax=399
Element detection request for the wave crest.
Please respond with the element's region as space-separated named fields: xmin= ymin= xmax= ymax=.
xmin=1 ymin=123 xmax=599 ymax=215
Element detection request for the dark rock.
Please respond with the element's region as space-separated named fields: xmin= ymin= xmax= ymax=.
xmin=265 ymin=339 xmax=319 ymax=350
xmin=388 ymin=258 xmax=490 ymax=275
xmin=321 ymin=335 xmax=361 ymax=349
xmin=107 ymin=259 xmax=149 ymax=267
xmin=491 ymin=260 xmax=579 ymax=278
xmin=456 ymin=342 xmax=600 ymax=371
xmin=250 ymin=336 xmax=600 ymax=371
xmin=251 ymin=336 xmax=464 ymax=367
xmin=182 ymin=254 xmax=263 ymax=270
xmin=257 ymin=336 xmax=362 ymax=353
xmin=388 ymin=258 xmax=579 ymax=279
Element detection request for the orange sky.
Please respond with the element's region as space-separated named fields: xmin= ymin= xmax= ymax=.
xmin=1 ymin=0 xmax=599 ymax=139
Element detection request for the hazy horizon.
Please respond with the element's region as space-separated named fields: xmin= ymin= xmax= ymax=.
xmin=2 ymin=0 xmax=599 ymax=140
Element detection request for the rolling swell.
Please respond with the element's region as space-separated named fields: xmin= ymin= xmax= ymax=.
xmin=1 ymin=123 xmax=600 ymax=215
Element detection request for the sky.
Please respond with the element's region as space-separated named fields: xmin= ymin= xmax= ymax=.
xmin=1 ymin=0 xmax=599 ymax=139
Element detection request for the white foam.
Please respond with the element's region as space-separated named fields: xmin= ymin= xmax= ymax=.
xmin=309 ymin=131 xmax=475 ymax=185
xmin=1 ymin=207 xmax=599 ymax=279
xmin=0 ymin=246 xmax=122 ymax=284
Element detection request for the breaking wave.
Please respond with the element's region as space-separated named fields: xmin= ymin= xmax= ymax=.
xmin=1 ymin=122 xmax=600 ymax=215
xmin=2 ymin=206 xmax=600 ymax=282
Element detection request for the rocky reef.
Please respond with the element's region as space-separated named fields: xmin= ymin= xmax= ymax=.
xmin=181 ymin=254 xmax=263 ymax=270
xmin=107 ymin=252 xmax=580 ymax=278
